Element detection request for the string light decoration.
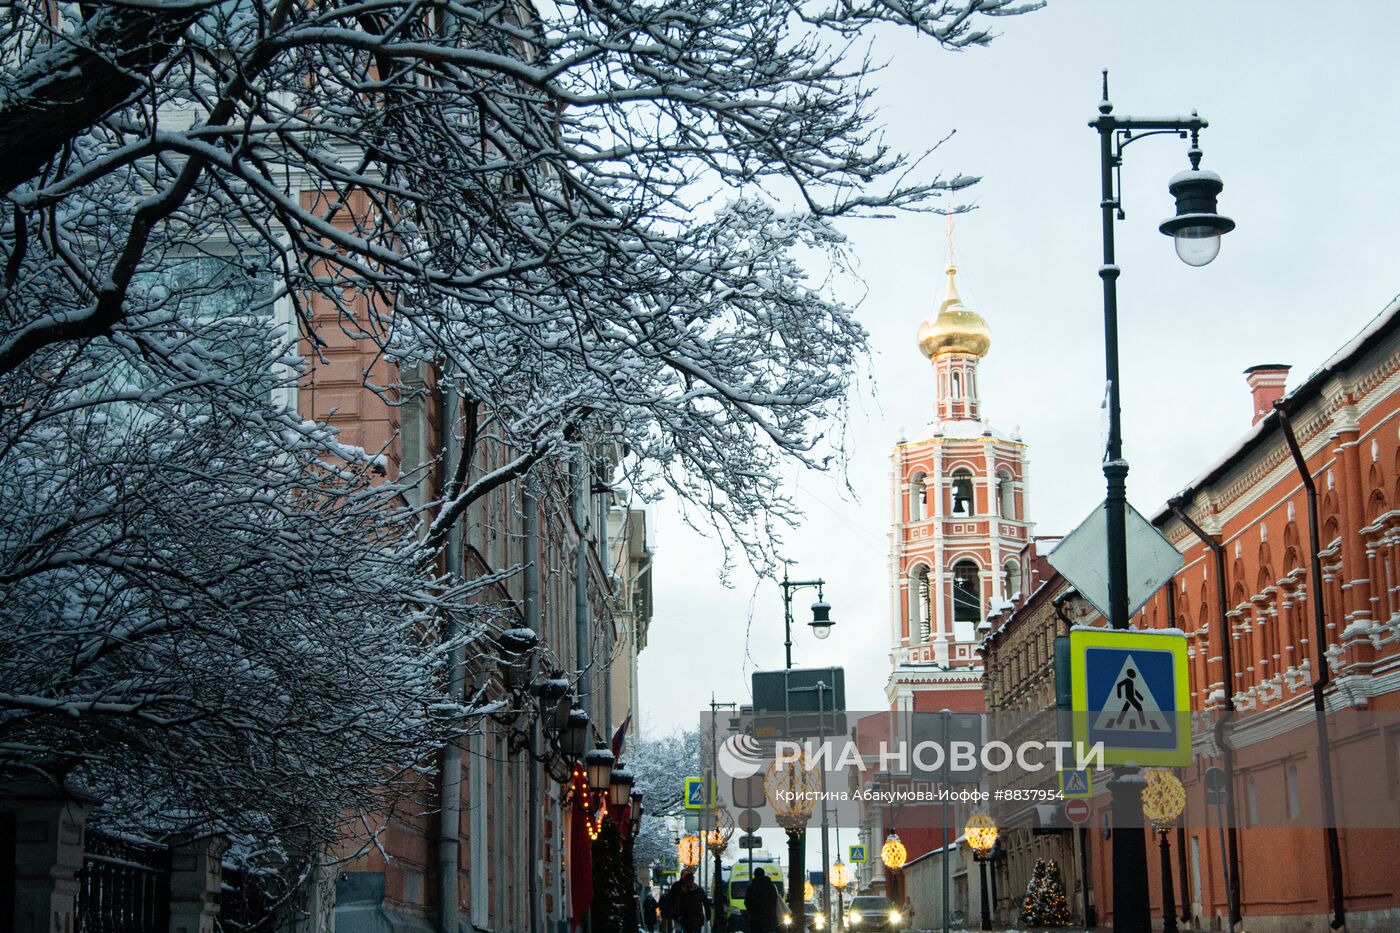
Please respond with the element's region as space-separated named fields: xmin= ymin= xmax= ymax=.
xmin=964 ymin=811 xmax=999 ymax=856
xmin=880 ymin=833 xmax=907 ymax=870
xmin=764 ymin=753 xmax=820 ymax=830
xmin=706 ymin=805 xmax=735 ymax=853
xmin=678 ymin=834 xmax=702 ymax=868
xmin=1141 ymin=768 xmax=1187 ymax=830
xmin=830 ymin=860 xmax=850 ymax=891
xmin=567 ymin=761 xmax=608 ymax=840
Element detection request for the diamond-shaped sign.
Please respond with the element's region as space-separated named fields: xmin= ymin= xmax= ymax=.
xmin=1047 ymin=499 xmax=1184 ymax=619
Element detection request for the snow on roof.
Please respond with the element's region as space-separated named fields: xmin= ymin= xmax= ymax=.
xmin=1156 ymin=291 xmax=1400 ymax=523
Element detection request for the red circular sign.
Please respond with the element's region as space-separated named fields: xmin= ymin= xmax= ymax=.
xmin=1065 ymin=799 xmax=1091 ymax=825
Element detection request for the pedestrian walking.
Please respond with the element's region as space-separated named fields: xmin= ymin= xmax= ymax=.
xmin=644 ymin=889 xmax=660 ymax=933
xmin=743 ymin=868 xmax=780 ymax=933
xmin=668 ymin=868 xmax=710 ymax=933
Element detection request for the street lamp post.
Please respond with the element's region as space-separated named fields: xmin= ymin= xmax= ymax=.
xmin=965 ymin=813 xmax=998 ymax=932
xmin=1142 ymin=771 xmax=1188 ymax=933
xmin=1091 ymin=71 xmax=1233 ymax=933
xmin=779 ymin=563 xmax=835 ymax=670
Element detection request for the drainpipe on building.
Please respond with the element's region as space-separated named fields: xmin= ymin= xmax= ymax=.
xmin=525 ymin=486 xmax=543 ymax=933
xmin=1164 ymin=500 xmax=1243 ymax=928
xmin=572 ymin=459 xmax=592 ymax=707
xmin=596 ymin=472 xmax=612 ymax=732
xmin=1273 ymin=404 xmax=1347 ymax=930
xmin=438 ymin=376 xmax=464 ymax=933
xmin=1165 ymin=584 xmax=1192 ymax=926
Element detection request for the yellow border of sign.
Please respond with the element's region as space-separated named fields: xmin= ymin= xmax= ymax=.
xmin=683 ymin=776 xmax=712 ymax=810
xmin=1069 ymin=628 xmax=1190 ymax=766
xmin=848 ymin=844 xmax=867 ymax=864
xmin=1058 ymin=768 xmax=1093 ymax=799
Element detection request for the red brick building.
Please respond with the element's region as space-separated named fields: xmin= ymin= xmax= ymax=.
xmin=1080 ymin=294 xmax=1400 ymax=932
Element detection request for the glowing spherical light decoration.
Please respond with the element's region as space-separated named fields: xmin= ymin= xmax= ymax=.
xmin=880 ymin=832 xmax=907 ymax=870
xmin=678 ymin=834 xmax=702 ymax=868
xmin=765 ymin=753 xmax=820 ymax=830
xmin=830 ymin=860 xmax=850 ymax=891
xmin=1141 ymin=769 xmax=1187 ymax=830
xmin=964 ymin=811 xmax=999 ymax=856
xmin=706 ymin=806 xmax=735 ymax=852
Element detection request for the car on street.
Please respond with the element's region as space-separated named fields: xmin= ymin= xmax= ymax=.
xmin=844 ymin=896 xmax=903 ymax=932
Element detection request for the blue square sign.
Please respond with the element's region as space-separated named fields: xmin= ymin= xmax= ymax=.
xmin=1070 ymin=628 xmax=1190 ymax=766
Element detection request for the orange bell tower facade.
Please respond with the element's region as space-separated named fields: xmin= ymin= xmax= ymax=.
xmin=886 ymin=226 xmax=1033 ymax=711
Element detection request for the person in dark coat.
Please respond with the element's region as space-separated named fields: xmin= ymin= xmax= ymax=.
xmin=643 ymin=889 xmax=660 ymax=932
xmin=744 ymin=868 xmax=781 ymax=933
xmin=668 ymin=868 xmax=710 ymax=933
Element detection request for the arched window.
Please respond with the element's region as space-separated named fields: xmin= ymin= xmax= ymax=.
xmin=952 ymin=560 xmax=981 ymax=643
xmin=1003 ymin=559 xmax=1022 ymax=600
xmin=911 ymin=565 xmax=933 ymax=643
xmin=951 ymin=370 xmax=963 ymax=399
xmin=997 ymin=470 xmax=1015 ymax=519
xmin=951 ymin=469 xmax=975 ymax=516
xmin=909 ymin=471 xmax=927 ymax=522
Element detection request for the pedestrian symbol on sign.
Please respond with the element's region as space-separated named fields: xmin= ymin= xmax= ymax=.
xmin=1059 ymin=769 xmax=1092 ymax=798
xmin=1095 ymin=655 xmax=1169 ymax=733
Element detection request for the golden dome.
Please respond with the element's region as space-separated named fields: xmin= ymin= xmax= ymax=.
xmin=917 ymin=263 xmax=991 ymax=359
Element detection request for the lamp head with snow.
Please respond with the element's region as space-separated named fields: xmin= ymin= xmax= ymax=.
xmin=1159 ymin=168 xmax=1235 ymax=267
xmin=809 ymin=598 xmax=834 ymax=639
xmin=608 ymin=763 xmax=634 ymax=808
xmin=584 ymin=742 xmax=614 ymax=792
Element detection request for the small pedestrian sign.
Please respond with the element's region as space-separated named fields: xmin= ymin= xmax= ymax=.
xmin=683 ymin=776 xmax=711 ymax=810
xmin=1070 ymin=628 xmax=1190 ymax=766
xmin=1059 ymin=768 xmax=1093 ymax=799
xmin=848 ymin=844 xmax=867 ymax=864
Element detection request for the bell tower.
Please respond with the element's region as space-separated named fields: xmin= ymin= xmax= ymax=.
xmin=886 ymin=220 xmax=1033 ymax=711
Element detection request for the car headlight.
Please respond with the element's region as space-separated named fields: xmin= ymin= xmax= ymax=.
xmin=813 ymin=915 xmax=826 ymax=929
xmin=848 ymin=913 xmax=862 ymax=926
xmin=782 ymin=916 xmax=792 ymax=927
xmin=888 ymin=911 xmax=902 ymax=926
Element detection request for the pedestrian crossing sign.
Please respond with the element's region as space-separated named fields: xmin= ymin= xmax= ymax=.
xmin=848 ymin=844 xmax=867 ymax=864
xmin=1070 ymin=628 xmax=1190 ymax=766
xmin=1058 ymin=768 xmax=1093 ymax=799
xmin=683 ymin=776 xmax=713 ymax=810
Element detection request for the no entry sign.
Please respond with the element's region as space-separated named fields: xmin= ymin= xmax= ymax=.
xmin=1065 ymin=798 xmax=1091 ymax=825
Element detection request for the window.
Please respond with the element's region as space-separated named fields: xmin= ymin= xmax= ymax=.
xmin=912 ymin=566 xmax=933 ymax=643
xmin=1189 ymin=836 xmax=1201 ymax=906
xmin=951 ymin=370 xmax=963 ymax=399
xmin=952 ymin=560 xmax=981 ymax=626
xmin=951 ymin=469 xmax=975 ymax=516
xmin=1003 ymin=559 xmax=1022 ymax=600
xmin=997 ymin=471 xmax=1016 ymax=519
xmin=1246 ymin=773 xmax=1258 ymax=825
xmin=909 ymin=472 xmax=927 ymax=522
xmin=1286 ymin=762 xmax=1301 ymax=819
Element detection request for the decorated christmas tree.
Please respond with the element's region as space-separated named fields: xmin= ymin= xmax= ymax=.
xmin=1018 ymin=856 xmax=1072 ymax=927
xmin=1019 ymin=858 xmax=1047 ymax=926
xmin=1037 ymin=859 xmax=1073 ymax=926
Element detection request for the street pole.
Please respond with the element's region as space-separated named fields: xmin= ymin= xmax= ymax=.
xmin=977 ymin=858 xmax=991 ymax=931
xmin=817 ymin=681 xmax=831 ymax=925
xmin=1092 ymin=71 xmax=1216 ymax=933
xmin=941 ymin=711 xmax=950 ymax=933
xmin=1156 ymin=831 xmax=1178 ymax=933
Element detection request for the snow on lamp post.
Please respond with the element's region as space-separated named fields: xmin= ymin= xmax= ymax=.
xmin=1142 ymin=770 xmax=1188 ymax=933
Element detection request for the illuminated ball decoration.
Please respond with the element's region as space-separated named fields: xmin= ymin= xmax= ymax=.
xmin=831 ymin=860 xmax=850 ymax=891
xmin=804 ymin=881 xmax=815 ymax=903
xmin=964 ymin=811 xmax=999 ymax=856
xmin=678 ymin=834 xmax=702 ymax=868
xmin=880 ymin=832 xmax=907 ymax=870
xmin=765 ymin=753 xmax=820 ymax=830
xmin=1141 ymin=769 xmax=1187 ymax=830
xmin=706 ymin=806 xmax=735 ymax=852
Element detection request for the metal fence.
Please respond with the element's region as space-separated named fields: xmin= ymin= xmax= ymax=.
xmin=76 ymin=828 xmax=171 ymax=933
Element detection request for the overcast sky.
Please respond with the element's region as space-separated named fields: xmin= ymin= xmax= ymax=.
xmin=636 ymin=1 xmax=1400 ymax=743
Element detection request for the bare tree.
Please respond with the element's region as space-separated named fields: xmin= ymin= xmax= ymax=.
xmin=0 ymin=0 xmax=1038 ymax=865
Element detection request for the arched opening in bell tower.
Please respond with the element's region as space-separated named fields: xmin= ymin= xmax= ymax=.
xmin=951 ymin=559 xmax=982 ymax=642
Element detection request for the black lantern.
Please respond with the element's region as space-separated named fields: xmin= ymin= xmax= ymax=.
xmin=1159 ymin=168 xmax=1235 ymax=267
xmin=584 ymin=742 xmax=615 ymax=793
xmin=809 ymin=598 xmax=834 ymax=640
xmin=562 ymin=705 xmax=590 ymax=758
xmin=497 ymin=628 xmax=539 ymax=690
xmin=608 ymin=764 xmax=634 ymax=808
xmin=630 ymin=790 xmax=644 ymax=833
